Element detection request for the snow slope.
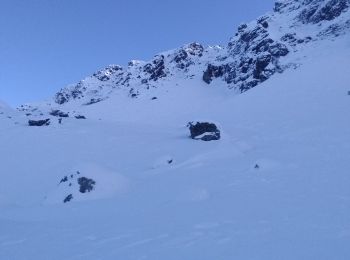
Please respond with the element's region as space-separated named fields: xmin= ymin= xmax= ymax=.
xmin=1 ymin=0 xmax=350 ymax=259
xmin=0 ymin=100 xmax=23 ymax=128
xmin=1 ymin=36 xmax=350 ymax=259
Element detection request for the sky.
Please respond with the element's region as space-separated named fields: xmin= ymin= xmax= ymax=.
xmin=0 ymin=0 xmax=274 ymax=106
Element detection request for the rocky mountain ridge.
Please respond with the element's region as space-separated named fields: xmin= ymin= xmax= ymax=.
xmin=15 ymin=0 xmax=350 ymax=117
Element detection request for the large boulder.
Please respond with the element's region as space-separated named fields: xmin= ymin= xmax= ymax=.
xmin=188 ymin=122 xmax=221 ymax=141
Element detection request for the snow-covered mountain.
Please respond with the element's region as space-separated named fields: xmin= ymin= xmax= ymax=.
xmin=16 ymin=0 xmax=350 ymax=118
xmin=1 ymin=0 xmax=350 ymax=259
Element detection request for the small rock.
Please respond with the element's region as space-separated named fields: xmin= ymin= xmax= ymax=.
xmin=63 ymin=194 xmax=73 ymax=203
xmin=60 ymin=176 xmax=68 ymax=184
xmin=75 ymin=115 xmax=86 ymax=119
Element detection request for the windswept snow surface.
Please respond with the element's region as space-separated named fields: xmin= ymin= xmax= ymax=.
xmin=0 ymin=35 xmax=350 ymax=259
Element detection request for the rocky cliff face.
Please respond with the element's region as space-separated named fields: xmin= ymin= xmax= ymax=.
xmin=278 ymin=0 xmax=349 ymax=24
xmin=204 ymin=15 xmax=290 ymax=92
xmin=19 ymin=0 xmax=350 ymax=113
xmin=203 ymin=0 xmax=349 ymax=91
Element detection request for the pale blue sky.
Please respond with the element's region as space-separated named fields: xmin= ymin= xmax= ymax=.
xmin=0 ymin=0 xmax=274 ymax=106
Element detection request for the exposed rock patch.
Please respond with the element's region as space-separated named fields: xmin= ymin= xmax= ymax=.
xmin=28 ymin=119 xmax=50 ymax=126
xmin=188 ymin=122 xmax=221 ymax=141
xmin=77 ymin=177 xmax=96 ymax=193
xmin=50 ymin=110 xmax=69 ymax=117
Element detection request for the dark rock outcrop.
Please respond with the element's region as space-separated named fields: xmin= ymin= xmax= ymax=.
xmin=78 ymin=177 xmax=96 ymax=193
xmin=60 ymin=176 xmax=68 ymax=184
xmin=318 ymin=19 xmax=350 ymax=37
xmin=280 ymin=33 xmax=313 ymax=46
xmin=143 ymin=55 xmax=167 ymax=81
xmin=188 ymin=122 xmax=221 ymax=141
xmin=204 ymin=15 xmax=289 ymax=92
xmin=55 ymin=172 xmax=96 ymax=204
xmin=299 ymin=0 xmax=349 ymax=24
xmin=84 ymin=98 xmax=103 ymax=106
xmin=28 ymin=119 xmax=50 ymax=126
xmin=50 ymin=110 xmax=69 ymax=117
xmin=172 ymin=43 xmax=204 ymax=70
xmin=63 ymin=194 xmax=73 ymax=203
xmin=93 ymin=65 xmax=123 ymax=81
xmin=55 ymin=83 xmax=85 ymax=105
xmin=203 ymin=64 xmax=227 ymax=84
xmin=75 ymin=115 xmax=86 ymax=119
